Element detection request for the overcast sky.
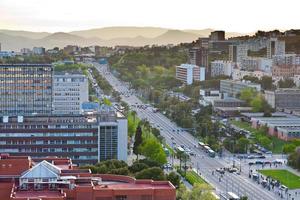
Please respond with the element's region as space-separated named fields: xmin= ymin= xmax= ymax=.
xmin=0 ymin=0 xmax=299 ymax=33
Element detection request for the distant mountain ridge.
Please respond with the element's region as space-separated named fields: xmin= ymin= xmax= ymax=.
xmin=0 ymin=26 xmax=245 ymax=51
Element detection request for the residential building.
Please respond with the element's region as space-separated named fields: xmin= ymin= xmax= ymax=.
xmin=264 ymin=89 xmax=300 ymax=109
xmin=229 ymin=44 xmax=248 ymax=63
xmin=53 ymin=72 xmax=89 ymax=115
xmin=272 ymin=54 xmax=297 ymax=66
xmin=0 ymin=107 xmax=127 ymax=165
xmin=220 ymin=79 xmax=261 ymax=97
xmin=0 ymin=155 xmax=175 ymax=200
xmin=241 ymin=57 xmax=273 ymax=73
xmin=0 ymin=64 xmax=53 ymax=116
xmin=188 ymin=47 xmax=209 ymax=69
xmin=32 ymin=47 xmax=46 ymax=55
xmin=20 ymin=48 xmax=32 ymax=55
xmin=64 ymin=45 xmax=80 ymax=55
xmin=176 ymin=64 xmax=205 ymax=85
xmin=0 ymin=51 xmax=15 ymax=58
xmin=267 ymin=38 xmax=285 ymax=58
xmin=232 ymin=69 xmax=272 ymax=80
xmin=272 ymin=65 xmax=300 ymax=78
xmin=209 ymin=31 xmax=225 ymax=41
xmin=195 ymin=37 xmax=210 ymax=48
xmin=211 ymin=60 xmax=235 ymax=77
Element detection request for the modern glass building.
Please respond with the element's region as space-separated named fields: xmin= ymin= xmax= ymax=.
xmin=0 ymin=64 xmax=53 ymax=116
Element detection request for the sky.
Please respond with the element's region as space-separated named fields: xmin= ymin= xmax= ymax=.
xmin=0 ymin=0 xmax=299 ymax=33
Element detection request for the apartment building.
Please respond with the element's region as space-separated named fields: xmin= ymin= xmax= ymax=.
xmin=188 ymin=47 xmax=209 ymax=68
xmin=53 ymin=72 xmax=88 ymax=115
xmin=220 ymin=79 xmax=261 ymax=97
xmin=176 ymin=64 xmax=205 ymax=85
xmin=0 ymin=107 xmax=127 ymax=165
xmin=209 ymin=31 xmax=225 ymax=41
xmin=267 ymin=38 xmax=285 ymax=58
xmin=229 ymin=44 xmax=248 ymax=63
xmin=211 ymin=60 xmax=235 ymax=77
xmin=0 ymin=64 xmax=53 ymax=116
xmin=0 ymin=155 xmax=176 ymax=200
xmin=272 ymin=65 xmax=300 ymax=78
xmin=241 ymin=57 xmax=273 ymax=73
xmin=32 ymin=47 xmax=46 ymax=55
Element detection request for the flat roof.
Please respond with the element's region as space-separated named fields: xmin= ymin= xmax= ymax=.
xmin=95 ymin=181 xmax=172 ymax=190
xmin=13 ymin=190 xmax=64 ymax=198
xmin=0 ymin=64 xmax=52 ymax=67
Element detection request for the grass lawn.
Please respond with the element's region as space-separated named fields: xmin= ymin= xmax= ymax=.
xmin=231 ymin=120 xmax=288 ymax=154
xmin=185 ymin=170 xmax=206 ymax=186
xmin=258 ymin=169 xmax=300 ymax=189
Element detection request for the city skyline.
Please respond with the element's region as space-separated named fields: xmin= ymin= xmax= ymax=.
xmin=0 ymin=0 xmax=300 ymax=33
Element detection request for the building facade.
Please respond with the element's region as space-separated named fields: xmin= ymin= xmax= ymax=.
xmin=211 ymin=60 xmax=235 ymax=77
xmin=267 ymin=38 xmax=285 ymax=59
xmin=209 ymin=31 xmax=225 ymax=41
xmin=0 ymin=108 xmax=127 ymax=166
xmin=220 ymin=79 xmax=261 ymax=97
xmin=229 ymin=44 xmax=249 ymax=64
xmin=0 ymin=64 xmax=53 ymax=116
xmin=176 ymin=64 xmax=205 ymax=85
xmin=53 ymin=72 xmax=89 ymax=115
xmin=264 ymin=89 xmax=300 ymax=109
xmin=241 ymin=57 xmax=273 ymax=73
xmin=0 ymin=155 xmax=176 ymax=200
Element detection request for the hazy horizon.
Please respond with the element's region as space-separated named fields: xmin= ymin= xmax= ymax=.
xmin=1 ymin=0 xmax=299 ymax=33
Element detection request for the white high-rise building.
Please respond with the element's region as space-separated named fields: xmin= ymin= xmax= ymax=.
xmin=53 ymin=72 xmax=89 ymax=115
xmin=176 ymin=64 xmax=205 ymax=85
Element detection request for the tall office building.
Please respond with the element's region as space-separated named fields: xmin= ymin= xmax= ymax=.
xmin=267 ymin=38 xmax=285 ymax=58
xmin=0 ymin=64 xmax=53 ymax=116
xmin=0 ymin=107 xmax=128 ymax=165
xmin=53 ymin=71 xmax=89 ymax=115
xmin=229 ymin=44 xmax=249 ymax=63
xmin=189 ymin=47 xmax=209 ymax=76
xmin=209 ymin=31 xmax=225 ymax=41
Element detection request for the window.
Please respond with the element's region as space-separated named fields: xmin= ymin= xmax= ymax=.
xmin=115 ymin=196 xmax=127 ymax=200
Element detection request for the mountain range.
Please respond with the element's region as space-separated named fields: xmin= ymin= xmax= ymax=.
xmin=0 ymin=27 xmax=245 ymax=51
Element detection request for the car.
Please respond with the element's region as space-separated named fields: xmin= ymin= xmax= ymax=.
xmin=216 ymin=168 xmax=225 ymax=174
xmin=257 ymin=155 xmax=266 ymax=159
xmin=248 ymin=162 xmax=255 ymax=166
xmin=255 ymin=161 xmax=264 ymax=165
xmin=171 ymin=137 xmax=174 ymax=140
xmin=228 ymin=168 xmax=238 ymax=173
xmin=247 ymin=155 xmax=255 ymax=159
xmin=280 ymin=185 xmax=288 ymax=191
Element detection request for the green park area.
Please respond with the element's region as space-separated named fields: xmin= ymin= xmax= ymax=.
xmin=185 ymin=171 xmax=207 ymax=186
xmin=258 ymin=169 xmax=300 ymax=189
xmin=231 ymin=120 xmax=287 ymax=154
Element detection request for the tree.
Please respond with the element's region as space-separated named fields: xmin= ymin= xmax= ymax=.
xmin=167 ymin=172 xmax=181 ymax=188
xmin=260 ymin=76 xmax=273 ymax=90
xmin=135 ymin=167 xmax=165 ymax=180
xmin=250 ymin=95 xmax=264 ymax=112
xmin=140 ymin=137 xmax=167 ymax=165
xmin=239 ymin=88 xmax=257 ymax=104
xmin=129 ymin=162 xmax=149 ymax=173
xmin=278 ymin=78 xmax=296 ymax=88
xmin=177 ymin=184 xmax=216 ymax=200
xmin=133 ymin=125 xmax=143 ymax=160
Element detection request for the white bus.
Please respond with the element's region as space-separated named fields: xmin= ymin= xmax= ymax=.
xmin=203 ymin=145 xmax=211 ymax=153
xmin=227 ymin=192 xmax=240 ymax=200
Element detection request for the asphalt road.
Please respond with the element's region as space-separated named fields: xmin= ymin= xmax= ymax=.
xmin=91 ymin=62 xmax=284 ymax=200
